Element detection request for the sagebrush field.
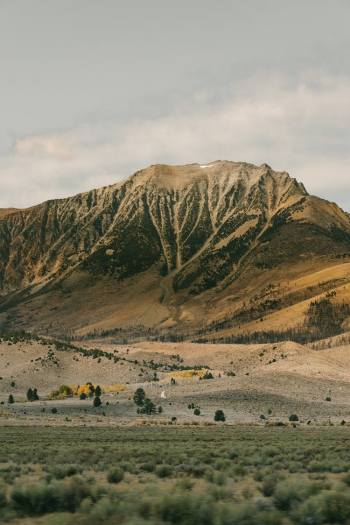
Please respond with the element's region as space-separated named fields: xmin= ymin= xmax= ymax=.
xmin=2 ymin=426 xmax=350 ymax=524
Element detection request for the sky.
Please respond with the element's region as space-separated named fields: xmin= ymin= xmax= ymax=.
xmin=0 ymin=0 xmax=349 ymax=210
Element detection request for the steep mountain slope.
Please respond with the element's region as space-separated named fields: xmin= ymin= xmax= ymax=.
xmin=1 ymin=160 xmax=350 ymax=341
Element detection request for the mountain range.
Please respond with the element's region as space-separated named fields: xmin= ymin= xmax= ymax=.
xmin=1 ymin=160 xmax=350 ymax=343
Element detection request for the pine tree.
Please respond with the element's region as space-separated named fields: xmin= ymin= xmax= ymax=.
xmin=140 ymin=398 xmax=156 ymax=415
xmin=27 ymin=388 xmax=33 ymax=401
xmin=8 ymin=394 xmax=14 ymax=404
xmin=133 ymin=388 xmax=146 ymax=406
xmin=93 ymin=396 xmax=102 ymax=408
xmin=95 ymin=385 xmax=102 ymax=397
xmin=214 ymin=410 xmax=226 ymax=422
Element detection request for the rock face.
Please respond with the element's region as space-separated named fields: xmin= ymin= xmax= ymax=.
xmin=1 ymin=160 xmax=350 ymax=339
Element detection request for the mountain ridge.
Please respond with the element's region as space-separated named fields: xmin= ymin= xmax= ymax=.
xmin=1 ymin=160 xmax=350 ymax=343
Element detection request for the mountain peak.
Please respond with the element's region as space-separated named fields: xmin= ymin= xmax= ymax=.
xmin=0 ymin=159 xmax=349 ymax=341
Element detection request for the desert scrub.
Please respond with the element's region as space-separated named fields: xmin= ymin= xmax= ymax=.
xmin=3 ymin=426 xmax=350 ymax=522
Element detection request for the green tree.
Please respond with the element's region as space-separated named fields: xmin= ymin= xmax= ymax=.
xmin=214 ymin=410 xmax=226 ymax=422
xmin=58 ymin=385 xmax=72 ymax=396
xmin=26 ymin=388 xmax=33 ymax=401
xmin=80 ymin=392 xmax=87 ymax=400
xmin=8 ymin=394 xmax=14 ymax=404
xmin=140 ymin=398 xmax=156 ymax=415
xmin=289 ymin=414 xmax=298 ymax=422
xmin=194 ymin=408 xmax=200 ymax=416
xmin=158 ymin=406 xmax=163 ymax=414
xmin=95 ymin=385 xmax=102 ymax=397
xmin=32 ymin=389 xmax=39 ymax=401
xmin=133 ymin=388 xmax=146 ymax=406
xmin=93 ymin=396 xmax=102 ymax=408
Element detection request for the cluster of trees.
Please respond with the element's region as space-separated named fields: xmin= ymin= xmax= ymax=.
xmin=27 ymin=388 xmax=39 ymax=402
xmin=79 ymin=383 xmax=101 ymax=399
xmin=78 ymin=384 xmax=103 ymax=407
xmin=50 ymin=385 xmax=73 ymax=398
xmin=133 ymin=388 xmax=162 ymax=415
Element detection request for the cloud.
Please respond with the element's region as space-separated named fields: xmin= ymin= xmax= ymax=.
xmin=15 ymin=135 xmax=74 ymax=159
xmin=1 ymin=69 xmax=350 ymax=210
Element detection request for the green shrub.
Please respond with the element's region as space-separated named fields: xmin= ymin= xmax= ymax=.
xmin=321 ymin=490 xmax=350 ymax=524
xmin=342 ymin=472 xmax=350 ymax=486
xmin=49 ymin=464 xmax=81 ymax=480
xmin=273 ymin=481 xmax=305 ymax=511
xmin=214 ymin=410 xmax=226 ymax=422
xmin=90 ymin=496 xmax=120 ymax=521
xmin=51 ymin=408 xmax=57 ymax=414
xmin=289 ymin=414 xmax=299 ymax=422
xmin=292 ymin=494 xmax=324 ymax=524
xmin=194 ymin=408 xmax=201 ymax=416
xmin=0 ymin=485 xmax=7 ymax=510
xmin=218 ymin=501 xmax=257 ymax=525
xmin=308 ymin=461 xmax=327 ymax=473
xmin=11 ymin=482 xmax=58 ymax=516
xmin=153 ymin=493 xmax=214 ymax=525
xmin=139 ymin=462 xmax=156 ymax=473
xmin=155 ymin=464 xmax=173 ymax=478
xmin=107 ymin=467 xmax=124 ymax=484
xmin=10 ymin=478 xmax=91 ymax=516
xmin=260 ymin=474 xmax=279 ymax=497
xmin=57 ymin=476 xmax=91 ymax=512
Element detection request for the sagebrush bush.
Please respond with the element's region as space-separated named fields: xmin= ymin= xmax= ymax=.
xmin=49 ymin=464 xmax=81 ymax=480
xmin=153 ymin=493 xmax=214 ymax=525
xmin=155 ymin=464 xmax=173 ymax=478
xmin=11 ymin=482 xmax=58 ymax=516
xmin=8 ymin=477 xmax=91 ymax=516
xmin=273 ymin=481 xmax=305 ymax=511
xmin=139 ymin=462 xmax=156 ymax=473
xmin=341 ymin=472 xmax=350 ymax=486
xmin=107 ymin=467 xmax=124 ymax=484
xmin=0 ymin=485 xmax=7 ymax=510
xmin=260 ymin=474 xmax=279 ymax=497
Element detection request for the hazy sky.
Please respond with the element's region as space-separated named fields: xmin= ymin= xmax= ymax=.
xmin=0 ymin=0 xmax=349 ymax=210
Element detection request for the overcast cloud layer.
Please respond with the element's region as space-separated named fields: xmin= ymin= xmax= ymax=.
xmin=0 ymin=1 xmax=349 ymax=210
